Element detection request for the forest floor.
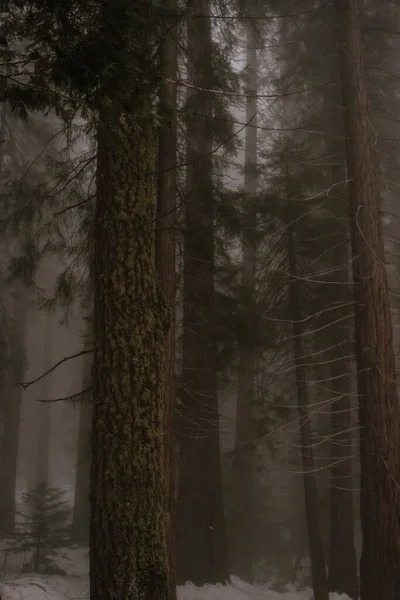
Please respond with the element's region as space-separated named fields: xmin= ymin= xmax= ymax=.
xmin=0 ymin=547 xmax=351 ymax=600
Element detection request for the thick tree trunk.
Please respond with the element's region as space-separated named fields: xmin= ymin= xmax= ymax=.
xmin=0 ymin=285 xmax=28 ymax=534
xmin=231 ymin=21 xmax=257 ymax=584
xmin=287 ymin=205 xmax=329 ymax=600
xmin=71 ymin=349 xmax=92 ymax=545
xmin=176 ymin=0 xmax=229 ymax=586
xmin=334 ymin=1 xmax=400 ymax=599
xmin=155 ymin=1 xmax=178 ymax=597
xmin=327 ymin=70 xmax=358 ymax=600
xmin=90 ymin=9 xmax=168 ymax=593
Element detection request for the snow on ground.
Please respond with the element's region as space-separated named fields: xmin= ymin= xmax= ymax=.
xmin=0 ymin=548 xmax=352 ymax=600
xmin=0 ymin=577 xmax=353 ymax=600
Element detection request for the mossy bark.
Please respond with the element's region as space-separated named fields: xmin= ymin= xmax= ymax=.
xmin=91 ymin=109 xmax=168 ymax=600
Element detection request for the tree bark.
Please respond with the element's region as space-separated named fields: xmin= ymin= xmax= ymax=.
xmin=155 ymin=1 xmax=178 ymax=597
xmin=71 ymin=348 xmax=92 ymax=545
xmin=334 ymin=1 xmax=400 ymax=599
xmin=231 ymin=20 xmax=257 ymax=584
xmin=287 ymin=198 xmax=329 ymax=600
xmin=90 ymin=4 xmax=169 ymax=599
xmin=0 ymin=285 xmax=28 ymax=534
xmin=327 ymin=64 xmax=358 ymax=600
xmin=176 ymin=0 xmax=229 ymax=586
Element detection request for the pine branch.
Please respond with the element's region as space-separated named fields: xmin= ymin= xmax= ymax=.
xmin=167 ymin=78 xmax=333 ymax=99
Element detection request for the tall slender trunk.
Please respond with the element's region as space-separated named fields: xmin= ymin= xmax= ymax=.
xmin=287 ymin=196 xmax=329 ymax=600
xmin=0 ymin=285 xmax=28 ymax=534
xmin=327 ymin=62 xmax=358 ymax=600
xmin=71 ymin=348 xmax=93 ymax=545
xmin=155 ymin=1 xmax=178 ymax=596
xmin=90 ymin=4 xmax=168 ymax=595
xmin=231 ymin=21 xmax=257 ymax=584
xmin=334 ymin=1 xmax=400 ymax=599
xmin=36 ymin=312 xmax=52 ymax=487
xmin=176 ymin=0 xmax=229 ymax=585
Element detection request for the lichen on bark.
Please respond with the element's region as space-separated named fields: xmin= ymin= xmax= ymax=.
xmin=90 ymin=104 xmax=169 ymax=600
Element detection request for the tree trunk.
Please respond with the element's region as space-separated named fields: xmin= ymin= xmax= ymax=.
xmin=231 ymin=20 xmax=257 ymax=584
xmin=287 ymin=200 xmax=329 ymax=600
xmin=0 ymin=285 xmax=28 ymax=534
xmin=327 ymin=64 xmax=358 ymax=600
xmin=334 ymin=1 xmax=400 ymax=599
xmin=90 ymin=4 xmax=168 ymax=595
xmin=176 ymin=0 xmax=229 ymax=586
xmin=155 ymin=1 xmax=178 ymax=597
xmin=36 ymin=311 xmax=52 ymax=487
xmin=71 ymin=348 xmax=92 ymax=545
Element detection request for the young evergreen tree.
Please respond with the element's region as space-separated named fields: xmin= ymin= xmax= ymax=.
xmin=334 ymin=1 xmax=400 ymax=598
xmin=14 ymin=483 xmax=72 ymax=575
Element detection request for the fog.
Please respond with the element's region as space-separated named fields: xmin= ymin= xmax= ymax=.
xmin=1 ymin=2 xmax=400 ymax=600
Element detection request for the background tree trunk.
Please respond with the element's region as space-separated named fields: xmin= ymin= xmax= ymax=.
xmin=334 ymin=1 xmax=400 ymax=598
xmin=327 ymin=61 xmax=358 ymax=600
xmin=176 ymin=0 xmax=229 ymax=586
xmin=71 ymin=348 xmax=93 ymax=545
xmin=231 ymin=19 xmax=258 ymax=584
xmin=0 ymin=284 xmax=28 ymax=534
xmin=287 ymin=196 xmax=329 ymax=600
xmin=155 ymin=0 xmax=178 ymax=596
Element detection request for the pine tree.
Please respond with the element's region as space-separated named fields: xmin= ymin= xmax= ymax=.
xmin=176 ymin=0 xmax=229 ymax=585
xmin=0 ymin=2 xmax=172 ymax=598
xmin=326 ymin=51 xmax=357 ymax=600
xmin=335 ymin=1 xmax=400 ymax=598
xmin=14 ymin=483 xmax=71 ymax=575
xmin=90 ymin=3 xmax=169 ymax=598
xmin=231 ymin=16 xmax=258 ymax=584
xmin=286 ymin=175 xmax=329 ymax=600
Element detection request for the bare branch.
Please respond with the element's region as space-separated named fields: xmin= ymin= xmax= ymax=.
xmin=37 ymin=386 xmax=93 ymax=404
xmin=18 ymin=349 xmax=93 ymax=390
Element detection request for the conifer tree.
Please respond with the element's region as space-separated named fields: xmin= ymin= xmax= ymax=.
xmin=231 ymin=15 xmax=258 ymax=584
xmin=335 ymin=1 xmax=400 ymax=598
xmin=176 ymin=0 xmax=230 ymax=585
xmin=0 ymin=3 xmax=171 ymax=598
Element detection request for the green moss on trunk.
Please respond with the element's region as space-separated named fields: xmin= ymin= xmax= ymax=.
xmin=90 ymin=111 xmax=168 ymax=600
